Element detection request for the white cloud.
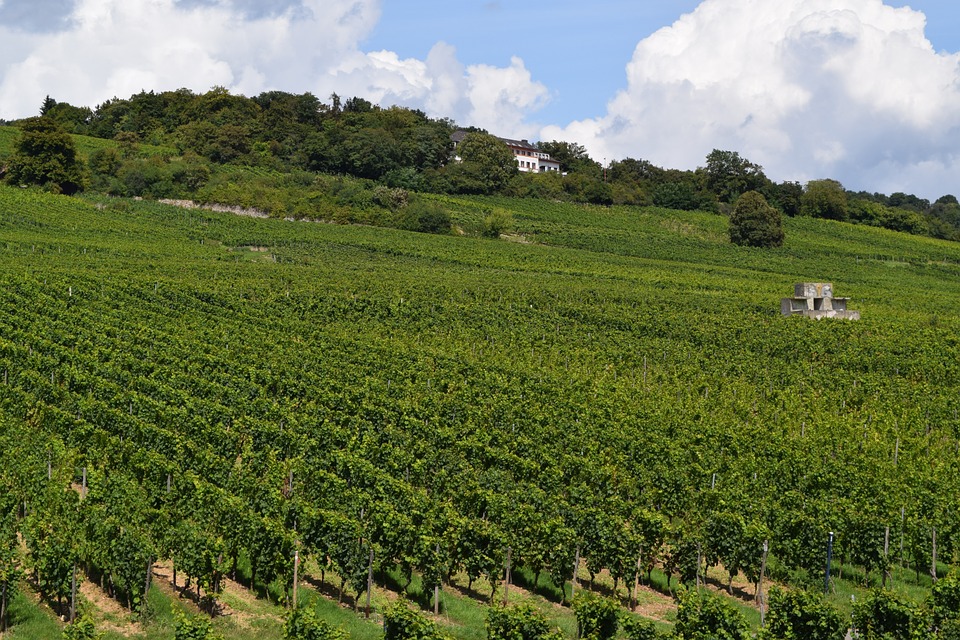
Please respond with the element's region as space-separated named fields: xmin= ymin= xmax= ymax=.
xmin=0 ymin=0 xmax=548 ymax=137
xmin=542 ymin=0 xmax=960 ymax=199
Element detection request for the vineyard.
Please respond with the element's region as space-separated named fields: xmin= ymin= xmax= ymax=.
xmin=1 ymin=184 xmax=960 ymax=639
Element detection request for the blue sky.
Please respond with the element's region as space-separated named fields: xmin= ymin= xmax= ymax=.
xmin=363 ymin=2 xmax=707 ymax=126
xmin=2 ymin=0 xmax=960 ymax=198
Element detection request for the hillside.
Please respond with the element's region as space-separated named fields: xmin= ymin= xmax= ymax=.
xmin=1 ymin=184 xmax=959 ymax=639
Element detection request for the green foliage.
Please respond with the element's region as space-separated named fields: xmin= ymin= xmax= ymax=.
xmin=174 ymin=610 xmax=222 ymax=640
xmin=652 ymin=181 xmax=702 ymax=211
xmin=486 ymin=603 xmax=562 ymax=640
xmin=674 ymin=588 xmax=749 ymax=640
xmin=535 ymin=140 xmax=598 ymax=175
xmin=3 ymin=181 xmax=960 ymax=639
xmin=852 ymin=590 xmax=918 ymax=640
xmin=0 ymin=509 xmax=21 ymax=633
xmin=483 ymin=209 xmax=513 ymax=238
xmin=703 ymin=149 xmax=770 ymax=203
xmin=572 ymin=592 xmax=619 ymax=640
xmin=763 ymin=587 xmax=845 ymax=640
xmin=619 ymin=616 xmax=667 ymax=640
xmin=62 ymin=614 xmax=100 ymax=640
xmin=397 ymin=200 xmax=452 ymax=234
xmin=284 ymin=607 xmax=348 ymax=640
xmin=729 ymin=191 xmax=784 ymax=248
xmin=452 ymin=133 xmax=518 ymax=194
xmin=5 ymin=117 xmax=87 ymax=194
xmin=383 ymin=600 xmax=449 ymax=640
xmin=931 ymin=571 xmax=960 ymax=629
xmin=801 ymin=180 xmax=848 ymax=221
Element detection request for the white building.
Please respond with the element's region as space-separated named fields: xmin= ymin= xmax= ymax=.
xmin=451 ymin=131 xmax=561 ymax=173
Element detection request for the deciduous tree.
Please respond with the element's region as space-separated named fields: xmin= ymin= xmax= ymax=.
xmin=729 ymin=191 xmax=784 ymax=248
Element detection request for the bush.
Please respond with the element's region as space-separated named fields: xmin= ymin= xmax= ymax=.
xmin=383 ymin=600 xmax=449 ymax=640
xmin=674 ymin=587 xmax=749 ymax=640
xmin=284 ymin=608 xmax=348 ymax=640
xmin=483 ymin=209 xmax=513 ymax=238
xmin=5 ymin=117 xmax=87 ymax=194
xmin=764 ymin=587 xmax=845 ymax=640
xmin=486 ymin=603 xmax=563 ymax=640
xmin=174 ymin=611 xmax=222 ymax=640
xmin=620 ymin=616 xmax=667 ymax=640
xmin=932 ymin=571 xmax=960 ymax=630
xmin=397 ymin=200 xmax=451 ymax=234
xmin=62 ymin=615 xmax=100 ymax=640
xmin=852 ymin=589 xmax=917 ymax=640
xmin=572 ymin=592 xmax=619 ymax=640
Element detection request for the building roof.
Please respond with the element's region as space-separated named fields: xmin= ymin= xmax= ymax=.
xmin=500 ymin=137 xmax=540 ymax=152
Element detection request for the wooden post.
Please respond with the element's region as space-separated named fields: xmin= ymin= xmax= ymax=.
xmin=434 ymin=543 xmax=441 ymax=616
xmin=883 ymin=526 xmax=891 ymax=588
xmin=81 ymin=467 xmax=87 ymax=501
xmin=931 ymin=527 xmax=938 ymax=583
xmin=366 ymin=547 xmax=374 ymax=619
xmin=571 ymin=546 xmax=579 ymax=600
xmin=758 ymin=541 xmax=769 ymax=627
xmin=143 ymin=557 xmax=153 ymax=613
xmin=70 ymin=563 xmax=77 ymax=622
xmin=292 ymin=549 xmax=299 ymax=610
xmin=696 ymin=543 xmax=702 ymax=589
xmin=503 ymin=547 xmax=512 ymax=605
xmin=899 ymin=507 xmax=905 ymax=566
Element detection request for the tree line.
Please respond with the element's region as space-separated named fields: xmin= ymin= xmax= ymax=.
xmin=3 ymin=88 xmax=960 ymax=243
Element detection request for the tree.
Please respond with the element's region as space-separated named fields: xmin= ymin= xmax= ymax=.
xmin=450 ymin=132 xmax=517 ymax=194
xmin=5 ymin=117 xmax=87 ymax=194
xmin=729 ymin=191 xmax=784 ymax=248
xmin=801 ymin=180 xmax=848 ymax=221
xmin=536 ymin=140 xmax=599 ymax=175
xmin=773 ymin=181 xmax=804 ymax=216
xmin=703 ymin=149 xmax=769 ymax=203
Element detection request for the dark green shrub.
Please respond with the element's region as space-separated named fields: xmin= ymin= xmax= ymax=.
xmin=729 ymin=191 xmax=784 ymax=248
xmin=764 ymin=587 xmax=845 ymax=640
xmin=383 ymin=600 xmax=448 ymax=640
xmin=572 ymin=592 xmax=619 ymax=640
xmin=674 ymin=587 xmax=749 ymax=640
xmin=486 ymin=603 xmax=562 ymax=640
xmin=284 ymin=608 xmax=347 ymax=640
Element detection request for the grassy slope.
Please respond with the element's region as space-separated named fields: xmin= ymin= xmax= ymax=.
xmin=0 ymin=124 xmax=175 ymax=160
xmin=2 ymin=186 xmax=960 ymax=638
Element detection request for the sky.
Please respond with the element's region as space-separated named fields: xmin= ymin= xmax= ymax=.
xmin=1 ymin=0 xmax=960 ymax=200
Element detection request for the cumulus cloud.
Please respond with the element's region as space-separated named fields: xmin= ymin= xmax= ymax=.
xmin=0 ymin=0 xmax=547 ymax=138
xmin=542 ymin=0 xmax=960 ymax=199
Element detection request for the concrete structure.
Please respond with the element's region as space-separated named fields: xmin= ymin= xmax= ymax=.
xmin=781 ymin=283 xmax=860 ymax=320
